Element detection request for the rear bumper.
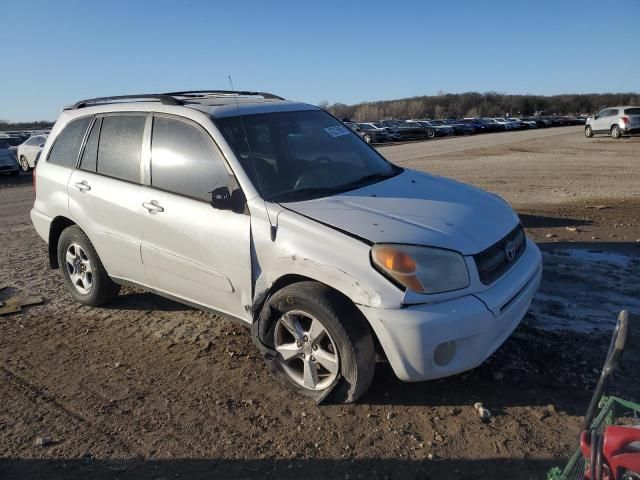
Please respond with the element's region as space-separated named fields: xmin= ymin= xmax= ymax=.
xmin=30 ymin=208 xmax=52 ymax=243
xmin=623 ymin=126 xmax=640 ymax=134
xmin=359 ymin=239 xmax=542 ymax=382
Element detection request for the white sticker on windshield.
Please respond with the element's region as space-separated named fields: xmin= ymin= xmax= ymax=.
xmin=324 ymin=125 xmax=350 ymax=138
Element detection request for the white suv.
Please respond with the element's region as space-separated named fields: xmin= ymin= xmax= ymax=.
xmin=31 ymin=91 xmax=542 ymax=403
xmin=585 ymin=106 xmax=640 ymax=139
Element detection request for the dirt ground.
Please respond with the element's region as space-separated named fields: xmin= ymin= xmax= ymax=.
xmin=1 ymin=128 xmax=639 ymax=480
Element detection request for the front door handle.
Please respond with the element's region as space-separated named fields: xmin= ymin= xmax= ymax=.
xmin=142 ymin=200 xmax=164 ymax=214
xmin=73 ymin=180 xmax=91 ymax=192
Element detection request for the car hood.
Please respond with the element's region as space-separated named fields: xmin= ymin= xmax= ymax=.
xmin=280 ymin=170 xmax=520 ymax=255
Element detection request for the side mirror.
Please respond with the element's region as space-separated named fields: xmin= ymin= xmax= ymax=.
xmin=211 ymin=186 xmax=246 ymax=214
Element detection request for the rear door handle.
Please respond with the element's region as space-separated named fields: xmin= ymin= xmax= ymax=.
xmin=142 ymin=200 xmax=164 ymax=214
xmin=73 ymin=180 xmax=91 ymax=192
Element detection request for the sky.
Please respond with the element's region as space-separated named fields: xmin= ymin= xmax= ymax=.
xmin=1 ymin=0 xmax=639 ymax=122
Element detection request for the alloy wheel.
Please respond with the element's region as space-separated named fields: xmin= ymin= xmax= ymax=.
xmin=65 ymin=242 xmax=93 ymax=294
xmin=19 ymin=156 xmax=29 ymax=172
xmin=274 ymin=310 xmax=339 ymax=391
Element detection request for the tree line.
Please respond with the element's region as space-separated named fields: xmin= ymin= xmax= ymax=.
xmin=320 ymin=92 xmax=640 ymax=121
xmin=0 ymin=120 xmax=53 ymax=132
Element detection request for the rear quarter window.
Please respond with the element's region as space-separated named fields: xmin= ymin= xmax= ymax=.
xmin=47 ymin=117 xmax=92 ymax=167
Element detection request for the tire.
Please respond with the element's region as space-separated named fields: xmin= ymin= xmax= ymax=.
xmin=57 ymin=225 xmax=120 ymax=306
xmin=258 ymin=281 xmax=375 ymax=403
xmin=585 ymin=125 xmax=593 ymax=138
xmin=18 ymin=156 xmax=30 ymax=172
xmin=363 ymin=134 xmax=371 ymax=143
xmin=610 ymin=125 xmax=621 ymax=139
xmin=427 ymin=129 xmax=435 ymax=139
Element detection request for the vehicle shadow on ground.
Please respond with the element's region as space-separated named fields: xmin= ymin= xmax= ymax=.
xmin=518 ymin=213 xmax=592 ymax=229
xmin=0 ymin=172 xmax=33 ymax=187
xmin=104 ymin=291 xmax=197 ymax=313
xmin=0 ymin=457 xmax=563 ymax=480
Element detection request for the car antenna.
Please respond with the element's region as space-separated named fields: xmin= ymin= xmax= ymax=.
xmin=228 ymin=75 xmax=278 ymax=241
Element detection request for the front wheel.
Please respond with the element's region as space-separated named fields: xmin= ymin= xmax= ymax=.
xmin=585 ymin=125 xmax=593 ymax=138
xmin=363 ymin=134 xmax=371 ymax=143
xmin=427 ymin=129 xmax=435 ymax=138
xmin=611 ymin=125 xmax=621 ymax=139
xmin=257 ymin=281 xmax=376 ymax=403
xmin=57 ymin=225 xmax=120 ymax=306
xmin=18 ymin=156 xmax=30 ymax=172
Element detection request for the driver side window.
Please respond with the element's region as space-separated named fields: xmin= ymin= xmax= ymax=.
xmin=150 ymin=116 xmax=235 ymax=202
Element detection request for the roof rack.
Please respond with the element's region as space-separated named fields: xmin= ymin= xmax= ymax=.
xmin=164 ymin=90 xmax=285 ymax=100
xmin=66 ymin=94 xmax=184 ymax=110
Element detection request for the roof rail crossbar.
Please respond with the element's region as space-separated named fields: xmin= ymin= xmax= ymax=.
xmin=67 ymin=94 xmax=184 ymax=110
xmin=164 ymin=90 xmax=285 ymax=100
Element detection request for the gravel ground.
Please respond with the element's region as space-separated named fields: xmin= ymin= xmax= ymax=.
xmin=0 ymin=128 xmax=639 ymax=480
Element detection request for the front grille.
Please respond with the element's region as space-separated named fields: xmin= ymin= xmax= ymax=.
xmin=474 ymin=224 xmax=526 ymax=285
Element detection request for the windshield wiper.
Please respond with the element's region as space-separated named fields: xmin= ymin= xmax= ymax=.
xmin=270 ymin=167 xmax=402 ymax=203
xmin=268 ymin=186 xmax=349 ymax=202
xmin=339 ymin=171 xmax=398 ymax=190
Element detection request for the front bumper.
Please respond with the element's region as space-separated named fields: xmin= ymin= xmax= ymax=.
xmin=358 ymin=239 xmax=542 ymax=382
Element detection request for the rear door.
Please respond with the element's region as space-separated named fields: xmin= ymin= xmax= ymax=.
xmin=68 ymin=114 xmax=147 ymax=282
xmin=138 ymin=114 xmax=252 ymax=321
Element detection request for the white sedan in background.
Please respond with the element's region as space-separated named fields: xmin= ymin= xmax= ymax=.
xmin=17 ymin=134 xmax=47 ymax=171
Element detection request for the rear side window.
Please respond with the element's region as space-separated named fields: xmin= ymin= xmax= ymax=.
xmin=79 ymin=118 xmax=101 ymax=173
xmin=47 ymin=117 xmax=92 ymax=167
xmin=97 ymin=115 xmax=145 ymax=182
xmin=150 ymin=116 xmax=232 ymax=202
xmin=624 ymin=108 xmax=640 ymax=115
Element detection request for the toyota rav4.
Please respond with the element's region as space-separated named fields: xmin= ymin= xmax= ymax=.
xmin=31 ymin=91 xmax=542 ymax=402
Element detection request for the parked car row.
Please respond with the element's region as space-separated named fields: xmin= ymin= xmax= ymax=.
xmin=342 ymin=115 xmax=588 ymax=143
xmin=0 ymin=130 xmax=50 ymax=174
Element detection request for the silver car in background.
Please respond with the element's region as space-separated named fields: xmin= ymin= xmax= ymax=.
xmin=585 ymin=106 xmax=640 ymax=139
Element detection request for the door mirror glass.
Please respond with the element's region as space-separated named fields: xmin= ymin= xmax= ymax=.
xmin=211 ymin=186 xmax=246 ymax=214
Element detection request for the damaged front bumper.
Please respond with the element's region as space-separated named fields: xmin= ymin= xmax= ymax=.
xmin=358 ymin=239 xmax=542 ymax=382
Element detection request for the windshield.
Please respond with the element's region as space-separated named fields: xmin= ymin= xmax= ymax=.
xmin=216 ymin=110 xmax=400 ymax=202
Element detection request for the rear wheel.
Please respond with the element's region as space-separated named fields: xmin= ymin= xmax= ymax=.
xmin=585 ymin=125 xmax=593 ymax=138
xmin=18 ymin=156 xmax=30 ymax=172
xmin=363 ymin=133 xmax=372 ymax=143
xmin=610 ymin=125 xmax=621 ymax=139
xmin=427 ymin=129 xmax=435 ymax=139
xmin=57 ymin=226 xmax=120 ymax=306
xmin=258 ymin=281 xmax=376 ymax=403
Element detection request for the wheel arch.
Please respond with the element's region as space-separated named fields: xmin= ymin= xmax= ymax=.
xmin=253 ymin=273 xmax=385 ymax=356
xmin=48 ymin=216 xmax=77 ymax=268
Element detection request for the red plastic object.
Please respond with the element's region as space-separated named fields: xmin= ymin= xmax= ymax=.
xmin=580 ymin=426 xmax=640 ymax=479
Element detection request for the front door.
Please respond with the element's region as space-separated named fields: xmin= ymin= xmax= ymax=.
xmin=138 ymin=114 xmax=252 ymax=322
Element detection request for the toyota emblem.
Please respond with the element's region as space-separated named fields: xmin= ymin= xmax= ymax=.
xmin=505 ymin=241 xmax=516 ymax=261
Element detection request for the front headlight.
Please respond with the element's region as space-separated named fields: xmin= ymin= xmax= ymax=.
xmin=371 ymin=244 xmax=469 ymax=294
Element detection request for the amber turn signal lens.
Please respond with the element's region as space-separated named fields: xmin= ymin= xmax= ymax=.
xmin=373 ymin=246 xmax=417 ymax=273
